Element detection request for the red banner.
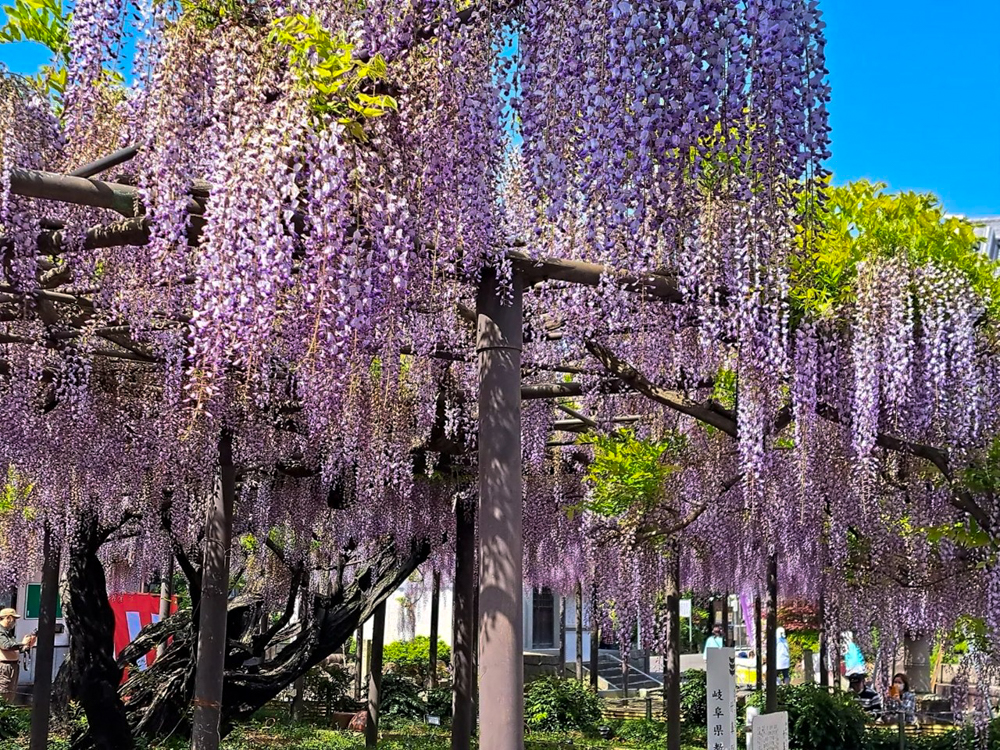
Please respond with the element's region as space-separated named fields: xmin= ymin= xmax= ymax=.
xmin=109 ymin=593 xmax=177 ymax=674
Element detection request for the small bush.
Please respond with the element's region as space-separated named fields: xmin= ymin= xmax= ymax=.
xmin=304 ymin=662 xmax=358 ymax=712
xmin=523 ymin=677 xmax=602 ymax=732
xmin=0 ymin=698 xmax=26 ymax=739
xmin=379 ymin=673 xmax=427 ymax=726
xmin=747 ymin=685 xmax=866 ymax=750
xmin=424 ymin=687 xmax=452 ymax=719
xmin=383 ymin=637 xmax=451 ymax=684
xmin=615 ymin=718 xmax=665 ymax=743
xmin=679 ymin=669 xmax=707 ymax=727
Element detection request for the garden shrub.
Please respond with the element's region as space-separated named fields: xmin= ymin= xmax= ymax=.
xmin=747 ymin=685 xmax=866 ymax=750
xmin=379 ymin=673 xmax=427 ymax=726
xmin=383 ymin=637 xmax=451 ymax=684
xmin=304 ymin=662 xmax=358 ymax=711
xmin=614 ymin=718 xmax=665 ymax=743
xmin=679 ymin=669 xmax=707 ymax=727
xmin=0 ymin=698 xmax=25 ymax=739
xmin=523 ymin=677 xmax=603 ymax=732
xmin=424 ymin=687 xmax=452 ymax=719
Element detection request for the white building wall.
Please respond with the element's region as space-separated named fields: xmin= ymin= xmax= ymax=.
xmin=364 ymin=582 xmax=593 ymax=663
xmin=10 ymin=581 xmax=70 ymax=688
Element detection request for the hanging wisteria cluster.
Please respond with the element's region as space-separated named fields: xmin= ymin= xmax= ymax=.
xmin=2 ymin=0 xmax=999 ymax=707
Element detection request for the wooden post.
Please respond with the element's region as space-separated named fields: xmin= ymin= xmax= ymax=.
xmin=191 ymin=430 xmax=235 ymax=750
xmin=575 ymin=582 xmax=584 ymax=681
xmin=429 ymin=571 xmax=441 ymax=689
xmin=157 ymin=554 xmax=174 ymax=659
xmin=354 ymin=624 xmax=365 ymax=702
xmin=476 ymin=268 xmax=524 ymax=750
xmin=29 ymin=525 xmax=60 ymax=750
xmin=589 ymin=584 xmax=599 ymax=690
xmin=451 ymin=499 xmax=476 ymax=750
xmin=664 ymin=543 xmax=681 ymax=750
xmin=365 ymin=601 xmax=386 ymax=748
xmin=755 ymin=596 xmax=763 ymax=692
xmin=558 ymin=595 xmax=566 ymax=678
xmin=766 ymin=552 xmax=778 ymax=713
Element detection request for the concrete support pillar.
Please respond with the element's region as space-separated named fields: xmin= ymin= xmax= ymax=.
xmin=476 ymin=268 xmax=524 ymax=750
xmin=191 ymin=431 xmax=235 ymax=750
xmin=766 ymin=552 xmax=778 ymax=713
xmin=365 ymin=601 xmax=386 ymax=748
xmin=451 ymin=499 xmax=476 ymax=750
xmin=29 ymin=525 xmax=60 ymax=750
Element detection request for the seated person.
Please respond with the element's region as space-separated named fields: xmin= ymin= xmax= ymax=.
xmin=848 ymin=672 xmax=882 ymax=716
xmin=883 ymin=672 xmax=917 ymax=725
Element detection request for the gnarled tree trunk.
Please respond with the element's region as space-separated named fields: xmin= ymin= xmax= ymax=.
xmin=61 ymin=512 xmax=135 ymax=750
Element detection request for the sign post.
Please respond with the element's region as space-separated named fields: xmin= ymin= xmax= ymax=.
xmin=707 ymin=647 xmax=736 ymax=750
xmin=680 ymin=599 xmax=692 ymax=647
xmin=751 ymin=711 xmax=789 ymax=750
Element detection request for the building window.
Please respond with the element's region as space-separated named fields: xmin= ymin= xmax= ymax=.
xmin=532 ymin=588 xmax=555 ymax=648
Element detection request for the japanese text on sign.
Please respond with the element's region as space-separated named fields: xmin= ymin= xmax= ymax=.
xmin=706 ymin=647 xmax=736 ymax=750
xmin=752 ymin=711 xmax=789 ymax=750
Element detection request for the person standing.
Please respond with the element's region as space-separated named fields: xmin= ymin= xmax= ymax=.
xmin=0 ymin=608 xmax=35 ymax=704
xmin=776 ymin=627 xmax=791 ymax=684
xmin=703 ymin=625 xmax=724 ymax=659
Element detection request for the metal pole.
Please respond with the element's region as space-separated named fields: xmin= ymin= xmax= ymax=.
xmin=558 ymin=595 xmax=566 ymax=678
xmin=721 ymin=594 xmax=730 ymax=648
xmin=355 ymin=624 xmax=365 ymax=702
xmin=476 ymin=268 xmax=524 ymax=750
xmin=755 ymin=596 xmax=763 ymax=692
xmin=191 ymin=430 xmax=235 ymax=750
xmin=29 ymin=525 xmax=60 ymax=750
xmin=451 ymin=499 xmax=476 ymax=750
xmin=818 ymin=593 xmax=829 ymax=688
xmin=157 ymin=554 xmax=174 ymax=660
xmin=589 ymin=584 xmax=599 ymax=690
xmin=429 ymin=571 xmax=441 ymax=690
xmin=575 ymin=582 xmax=584 ymax=681
xmin=766 ymin=553 xmax=778 ymax=713
xmin=366 ymin=601 xmax=386 ymax=748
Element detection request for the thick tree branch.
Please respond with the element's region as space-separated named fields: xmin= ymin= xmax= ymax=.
xmin=586 ymin=340 xmax=738 ymax=437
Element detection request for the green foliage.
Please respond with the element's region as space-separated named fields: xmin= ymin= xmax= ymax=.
xmin=0 ymin=699 xmax=27 ymax=739
xmin=791 ymin=181 xmax=999 ymax=326
xmin=679 ymin=668 xmax=707 ymax=727
xmin=612 ymin=718 xmax=665 ymax=743
xmin=747 ymin=685 xmax=867 ymax=750
xmin=378 ymin=673 xmax=427 ymax=726
xmin=523 ymin=677 xmax=603 ymax=732
xmin=267 ymin=14 xmax=396 ymax=138
xmin=0 ymin=0 xmax=68 ymax=98
xmin=963 ymin=438 xmax=1000 ymax=498
xmin=423 ymin=687 xmax=452 ymax=719
xmin=383 ymin=636 xmax=450 ymax=683
xmin=581 ymin=429 xmax=686 ymax=517
xmin=303 ymin=662 xmax=357 ymax=712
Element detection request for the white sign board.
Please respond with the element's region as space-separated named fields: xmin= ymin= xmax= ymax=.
xmin=751 ymin=711 xmax=789 ymax=750
xmin=680 ymin=599 xmax=692 ymax=618
xmin=707 ymin=647 xmax=736 ymax=750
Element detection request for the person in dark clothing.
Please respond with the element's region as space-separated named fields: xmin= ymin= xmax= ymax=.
xmin=848 ymin=671 xmax=882 ymax=717
xmin=0 ymin=608 xmax=34 ymax=704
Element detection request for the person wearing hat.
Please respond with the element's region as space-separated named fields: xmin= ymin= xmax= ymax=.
xmin=0 ymin=608 xmax=35 ymax=704
xmin=847 ymin=671 xmax=882 ymax=717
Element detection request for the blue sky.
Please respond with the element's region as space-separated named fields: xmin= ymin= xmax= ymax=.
xmin=824 ymin=0 xmax=1000 ymax=217
xmin=2 ymin=1 xmax=998 ymax=216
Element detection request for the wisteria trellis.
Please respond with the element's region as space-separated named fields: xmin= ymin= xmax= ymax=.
xmin=0 ymin=0 xmax=995 ymax=711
